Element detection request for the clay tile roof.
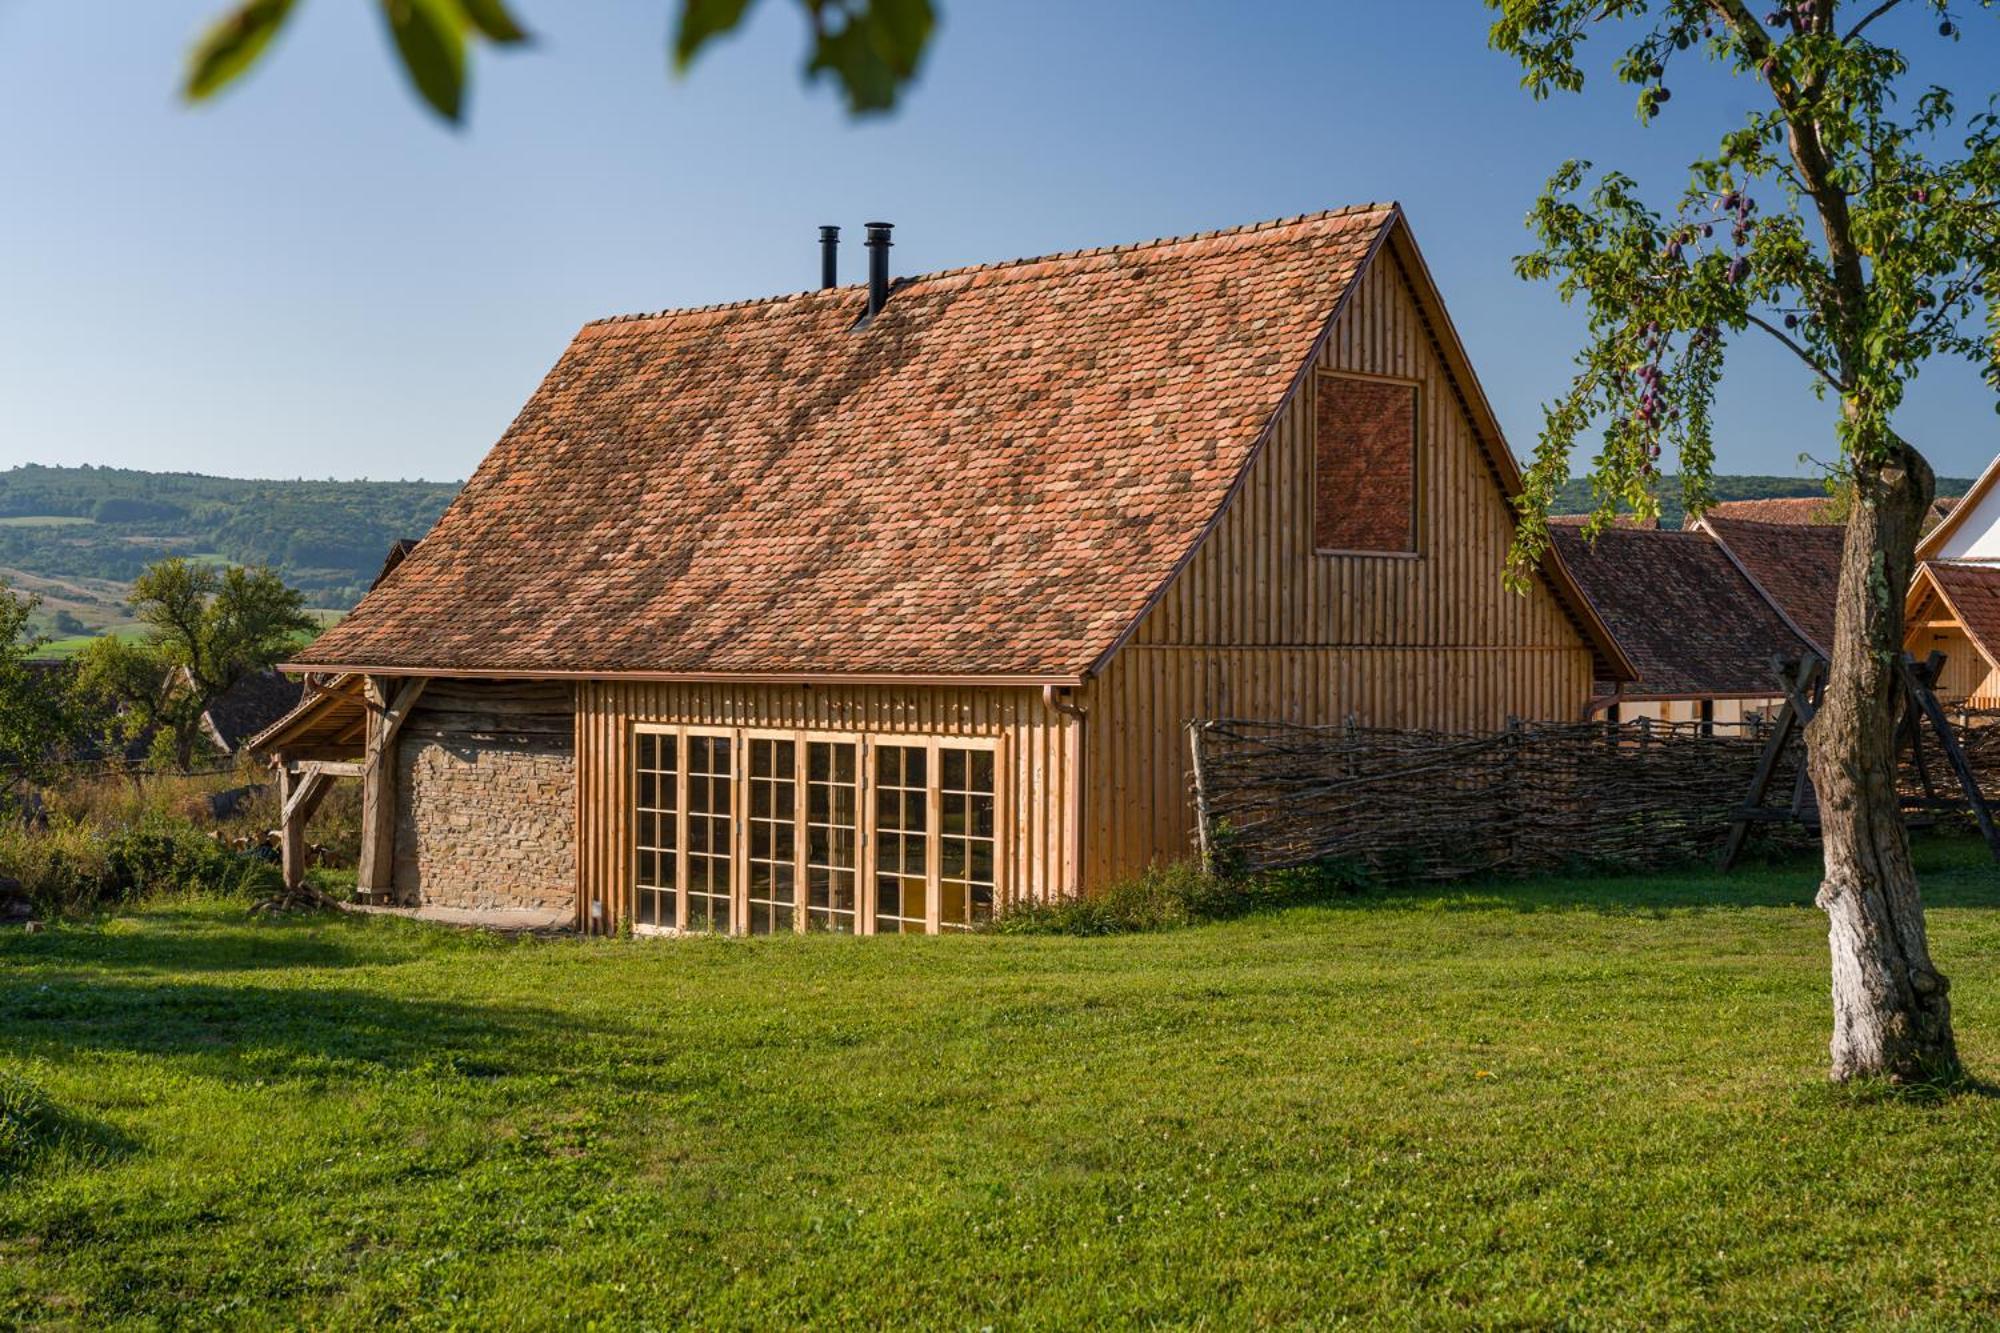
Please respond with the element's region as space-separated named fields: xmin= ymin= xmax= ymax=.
xmin=201 ymin=668 xmax=305 ymax=753
xmin=294 ymin=206 xmax=1399 ymax=679
xmin=1549 ymin=513 xmax=1658 ymax=529
xmin=1923 ymin=562 xmax=2000 ymax=668
xmin=1697 ymin=515 xmax=1844 ymax=658
xmin=1550 ymin=527 xmax=1807 ymax=696
xmin=1701 ymin=495 xmax=1839 ymax=526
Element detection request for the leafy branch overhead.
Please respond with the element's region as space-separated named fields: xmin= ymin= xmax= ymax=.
xmin=1489 ymin=0 xmax=2000 ymax=583
xmin=185 ymin=0 xmax=936 ymax=123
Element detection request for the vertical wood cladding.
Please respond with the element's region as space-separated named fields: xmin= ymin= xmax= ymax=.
xmin=1314 ymin=374 xmax=1418 ymax=554
xmin=1086 ymin=234 xmax=1598 ymax=886
xmin=572 ymin=680 xmax=1080 ymax=933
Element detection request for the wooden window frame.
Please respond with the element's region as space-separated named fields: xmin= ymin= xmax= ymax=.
xmin=626 ymin=724 xmax=1003 ymax=938
xmin=631 ymin=727 xmax=681 ymax=936
xmin=800 ymin=732 xmax=863 ymax=934
xmin=1310 ymin=369 xmax=1424 ymax=560
xmin=743 ymin=730 xmax=804 ymax=936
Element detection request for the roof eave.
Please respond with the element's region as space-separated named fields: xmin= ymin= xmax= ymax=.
xmin=278 ymin=662 xmax=1089 ymax=690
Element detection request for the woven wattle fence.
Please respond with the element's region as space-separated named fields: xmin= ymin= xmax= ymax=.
xmin=1187 ymin=717 xmax=1807 ymax=881
xmin=1191 ymin=710 xmax=2000 ymax=880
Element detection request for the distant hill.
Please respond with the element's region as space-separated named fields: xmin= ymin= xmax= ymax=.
xmin=1550 ymin=473 xmax=1976 ymax=530
xmin=0 ymin=464 xmax=460 ymax=615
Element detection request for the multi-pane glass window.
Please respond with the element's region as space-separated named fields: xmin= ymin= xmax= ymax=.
xmin=631 ymin=727 xmax=1000 ymax=936
xmin=746 ymin=737 xmax=797 ymax=936
xmin=684 ymin=733 xmax=733 ymax=932
xmin=938 ymin=746 xmax=997 ymax=930
xmin=805 ymin=740 xmax=859 ymax=932
xmin=874 ymin=744 xmax=929 ymax=933
xmin=634 ymin=731 xmax=679 ymax=929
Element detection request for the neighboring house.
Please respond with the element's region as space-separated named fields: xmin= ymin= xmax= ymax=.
xmin=1701 ymin=493 xmax=1958 ymax=530
xmin=1909 ymin=454 xmax=2000 ymax=705
xmin=1549 ymin=525 xmax=1808 ymax=728
xmin=1687 ymin=514 xmax=1844 ymax=660
xmin=198 ymin=668 xmax=305 ymax=756
xmin=255 ymin=205 xmax=1632 ymax=933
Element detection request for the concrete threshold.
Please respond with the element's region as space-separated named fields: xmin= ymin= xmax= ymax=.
xmin=340 ymin=901 xmax=573 ymax=934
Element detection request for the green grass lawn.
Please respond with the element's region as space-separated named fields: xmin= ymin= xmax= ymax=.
xmin=7 ymin=840 xmax=2000 ymax=1327
xmin=0 ymin=515 xmax=94 ymax=528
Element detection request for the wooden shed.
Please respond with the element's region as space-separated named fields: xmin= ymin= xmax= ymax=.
xmin=1907 ymin=452 xmax=2000 ymax=706
xmin=257 ymin=204 xmax=1631 ymax=933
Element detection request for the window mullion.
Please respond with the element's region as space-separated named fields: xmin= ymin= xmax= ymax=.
xmin=926 ymin=738 xmax=943 ymax=934
xmin=792 ymin=734 xmax=808 ymax=934
xmin=674 ymin=728 xmax=689 ymax=932
xmin=860 ymin=736 xmax=877 ymax=935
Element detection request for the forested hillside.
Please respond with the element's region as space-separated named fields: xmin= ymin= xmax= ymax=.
xmin=1550 ymin=472 xmax=1976 ymax=529
xmin=0 ymin=465 xmax=459 ymax=611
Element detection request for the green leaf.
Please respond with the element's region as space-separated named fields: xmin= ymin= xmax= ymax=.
xmin=184 ymin=0 xmax=298 ymax=103
xmin=381 ymin=0 xmax=469 ymax=123
xmin=675 ymin=0 xmax=758 ymax=72
xmin=807 ymin=0 xmax=935 ymax=114
xmin=458 ymin=0 xmax=531 ymax=45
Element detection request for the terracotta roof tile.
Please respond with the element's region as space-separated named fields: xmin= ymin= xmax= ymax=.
xmin=1699 ymin=516 xmax=1844 ymax=657
xmin=296 ymin=206 xmax=1397 ymax=678
xmin=1701 ymin=496 xmax=1839 ymax=526
xmin=1551 ymin=527 xmax=1806 ymax=696
xmin=1924 ymin=561 xmax=2000 ymax=668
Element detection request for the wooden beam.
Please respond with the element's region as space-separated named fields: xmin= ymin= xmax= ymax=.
xmin=279 ymin=766 xmax=333 ymax=891
xmin=287 ymin=759 xmax=365 ymax=779
xmin=1900 ymin=653 xmax=2000 ymax=862
xmin=356 ymin=675 xmax=429 ymax=903
xmin=1721 ymin=656 xmax=1816 ymax=870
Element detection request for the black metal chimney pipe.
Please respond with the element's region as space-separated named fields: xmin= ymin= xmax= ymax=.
xmin=819 ymin=225 xmax=839 ymax=290
xmin=865 ymin=222 xmax=893 ymax=317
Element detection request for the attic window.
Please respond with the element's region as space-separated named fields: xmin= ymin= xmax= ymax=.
xmin=1314 ymin=372 xmax=1419 ymax=555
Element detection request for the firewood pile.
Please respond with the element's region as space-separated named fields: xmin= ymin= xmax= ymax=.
xmin=1186 ymin=712 xmax=2000 ymax=881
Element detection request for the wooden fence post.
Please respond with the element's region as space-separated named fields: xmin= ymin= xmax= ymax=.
xmin=1187 ymin=719 xmax=1214 ymax=874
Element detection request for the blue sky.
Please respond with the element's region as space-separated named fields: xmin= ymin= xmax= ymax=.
xmin=0 ymin=1 xmax=1993 ymax=484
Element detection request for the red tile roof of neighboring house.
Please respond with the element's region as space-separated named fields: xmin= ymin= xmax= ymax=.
xmin=1702 ymin=496 xmax=1839 ymax=525
xmin=1548 ymin=513 xmax=1658 ymax=529
xmin=1697 ymin=515 xmax=1844 ymax=658
xmin=1550 ymin=527 xmax=1806 ymax=697
xmin=201 ymin=668 xmax=305 ymax=754
xmin=1918 ymin=561 xmax=2000 ymax=671
xmin=292 ymin=206 xmax=1628 ymax=683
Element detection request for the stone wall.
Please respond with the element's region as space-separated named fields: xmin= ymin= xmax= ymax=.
xmin=393 ymin=680 xmax=576 ymax=916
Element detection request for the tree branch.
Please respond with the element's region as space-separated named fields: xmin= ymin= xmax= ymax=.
xmin=1845 ymin=0 xmax=1907 ymax=41
xmin=1744 ymin=312 xmax=1847 ymax=388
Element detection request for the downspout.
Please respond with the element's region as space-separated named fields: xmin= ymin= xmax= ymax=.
xmin=1042 ymin=685 xmax=1088 ymax=901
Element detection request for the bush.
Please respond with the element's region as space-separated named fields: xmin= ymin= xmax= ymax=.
xmin=0 ymin=812 xmax=283 ymax=917
xmin=994 ymin=858 xmax=1369 ymax=937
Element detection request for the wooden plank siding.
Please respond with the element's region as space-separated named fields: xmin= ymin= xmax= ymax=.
xmin=573 ymin=680 xmax=1080 ymax=932
xmin=1908 ymin=623 xmax=2000 ymax=706
xmin=1080 ymin=234 xmax=1598 ymax=887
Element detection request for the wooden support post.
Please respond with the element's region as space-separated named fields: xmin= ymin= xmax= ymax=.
xmin=1721 ymin=656 xmax=1815 ymax=870
xmin=1188 ymin=719 xmax=1214 ymax=873
xmin=1900 ymin=653 xmax=2000 ymax=863
xmin=278 ymin=760 xmax=334 ymax=891
xmin=356 ymin=675 xmax=428 ymax=904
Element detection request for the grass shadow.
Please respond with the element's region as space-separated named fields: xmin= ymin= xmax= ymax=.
xmin=0 ymin=1070 xmax=138 ymax=1180
xmin=0 ymin=971 xmax=578 ymax=1087
xmin=1276 ymin=831 xmax=2000 ymax=917
xmin=0 ymin=900 xmax=481 ymax=976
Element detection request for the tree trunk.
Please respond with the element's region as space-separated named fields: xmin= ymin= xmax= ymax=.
xmin=1806 ymin=435 xmax=1958 ymax=1083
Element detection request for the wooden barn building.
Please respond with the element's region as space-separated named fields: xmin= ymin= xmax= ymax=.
xmin=256 ymin=205 xmax=1631 ymax=933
